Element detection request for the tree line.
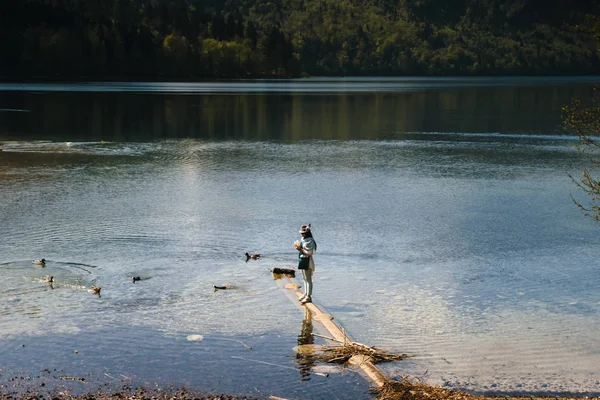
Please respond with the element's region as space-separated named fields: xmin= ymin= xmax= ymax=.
xmin=1 ymin=0 xmax=599 ymax=79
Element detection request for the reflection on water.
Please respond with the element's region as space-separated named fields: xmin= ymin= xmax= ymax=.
xmin=1 ymin=79 xmax=600 ymax=398
xmin=296 ymin=308 xmax=316 ymax=381
xmin=1 ymin=78 xmax=599 ymax=143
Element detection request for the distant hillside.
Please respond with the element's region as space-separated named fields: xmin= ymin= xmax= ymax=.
xmin=1 ymin=0 xmax=599 ymax=79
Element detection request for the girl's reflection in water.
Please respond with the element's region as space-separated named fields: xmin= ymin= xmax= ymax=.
xmin=296 ymin=308 xmax=317 ymax=380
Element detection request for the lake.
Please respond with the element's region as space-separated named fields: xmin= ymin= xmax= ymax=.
xmin=1 ymin=77 xmax=600 ymax=399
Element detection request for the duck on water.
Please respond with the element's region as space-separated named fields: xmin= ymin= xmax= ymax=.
xmin=245 ymin=252 xmax=260 ymax=261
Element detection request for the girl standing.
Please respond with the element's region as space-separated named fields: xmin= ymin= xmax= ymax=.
xmin=294 ymin=224 xmax=317 ymax=304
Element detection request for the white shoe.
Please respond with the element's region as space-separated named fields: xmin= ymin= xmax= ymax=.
xmin=299 ymin=294 xmax=307 ymax=302
xmin=300 ymin=296 xmax=312 ymax=304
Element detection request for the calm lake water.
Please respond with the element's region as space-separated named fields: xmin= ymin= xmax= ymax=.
xmin=1 ymin=77 xmax=600 ymax=399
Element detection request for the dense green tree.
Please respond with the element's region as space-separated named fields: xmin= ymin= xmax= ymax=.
xmin=0 ymin=0 xmax=599 ymax=79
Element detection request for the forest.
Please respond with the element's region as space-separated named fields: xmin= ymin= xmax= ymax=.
xmin=1 ymin=0 xmax=599 ymax=79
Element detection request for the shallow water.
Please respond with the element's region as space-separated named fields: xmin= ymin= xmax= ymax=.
xmin=1 ymin=78 xmax=600 ymax=398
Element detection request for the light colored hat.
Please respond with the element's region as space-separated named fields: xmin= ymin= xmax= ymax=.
xmin=299 ymin=224 xmax=311 ymax=233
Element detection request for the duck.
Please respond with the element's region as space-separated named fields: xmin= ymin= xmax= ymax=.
xmin=33 ymin=259 xmax=46 ymax=266
xmin=44 ymin=276 xmax=54 ymax=283
xmin=245 ymin=252 xmax=261 ymax=261
xmin=132 ymin=276 xmax=141 ymax=283
xmin=89 ymin=286 xmax=101 ymax=295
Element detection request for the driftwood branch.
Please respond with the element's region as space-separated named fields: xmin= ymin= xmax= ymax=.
xmin=312 ymin=333 xmax=339 ymax=341
xmin=311 ymin=333 xmax=377 ymax=352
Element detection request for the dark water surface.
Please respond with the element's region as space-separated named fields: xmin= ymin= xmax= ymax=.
xmin=1 ymin=78 xmax=600 ymax=399
xmin=1 ymin=77 xmax=598 ymax=142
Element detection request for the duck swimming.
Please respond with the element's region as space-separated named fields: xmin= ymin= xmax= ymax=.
xmin=132 ymin=276 xmax=141 ymax=283
xmin=33 ymin=259 xmax=46 ymax=266
xmin=44 ymin=276 xmax=54 ymax=283
xmin=89 ymin=286 xmax=101 ymax=295
xmin=245 ymin=252 xmax=261 ymax=261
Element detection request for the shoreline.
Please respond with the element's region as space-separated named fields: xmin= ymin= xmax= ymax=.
xmin=1 ymin=380 xmax=598 ymax=400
